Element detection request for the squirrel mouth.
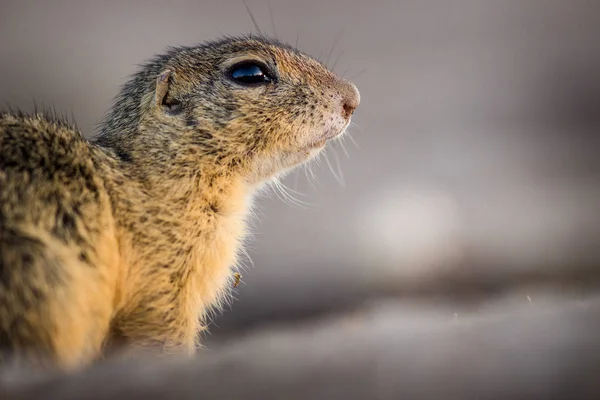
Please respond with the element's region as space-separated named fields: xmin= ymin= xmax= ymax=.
xmin=305 ymin=127 xmax=346 ymax=150
xmin=307 ymin=139 xmax=327 ymax=149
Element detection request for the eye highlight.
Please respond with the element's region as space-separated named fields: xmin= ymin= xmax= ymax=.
xmin=228 ymin=61 xmax=274 ymax=85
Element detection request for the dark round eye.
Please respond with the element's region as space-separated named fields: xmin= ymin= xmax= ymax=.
xmin=229 ymin=62 xmax=273 ymax=85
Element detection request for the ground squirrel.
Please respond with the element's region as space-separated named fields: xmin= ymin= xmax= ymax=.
xmin=0 ymin=35 xmax=360 ymax=369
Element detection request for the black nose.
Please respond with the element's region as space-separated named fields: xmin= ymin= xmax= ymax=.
xmin=340 ymin=82 xmax=360 ymax=119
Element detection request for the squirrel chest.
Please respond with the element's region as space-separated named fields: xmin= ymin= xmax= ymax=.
xmin=112 ymin=179 xmax=250 ymax=330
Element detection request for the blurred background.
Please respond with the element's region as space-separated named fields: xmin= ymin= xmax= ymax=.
xmin=1 ymin=1 xmax=600 ymax=398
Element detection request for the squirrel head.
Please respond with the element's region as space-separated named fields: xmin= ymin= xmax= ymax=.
xmin=97 ymin=36 xmax=360 ymax=186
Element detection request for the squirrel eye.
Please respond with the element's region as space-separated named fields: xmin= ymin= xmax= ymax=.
xmin=229 ymin=62 xmax=273 ymax=85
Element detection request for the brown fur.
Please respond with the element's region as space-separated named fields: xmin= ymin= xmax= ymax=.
xmin=0 ymin=35 xmax=360 ymax=369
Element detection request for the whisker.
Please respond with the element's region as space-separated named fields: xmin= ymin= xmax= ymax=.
xmin=267 ymin=0 xmax=278 ymax=38
xmin=349 ymin=121 xmax=364 ymax=133
xmin=348 ymin=67 xmax=368 ymax=80
xmin=303 ymin=163 xmax=317 ymax=189
xmin=293 ymin=168 xmax=301 ymax=191
xmin=337 ymin=134 xmax=351 ymax=158
xmin=307 ymin=156 xmax=323 ymax=188
xmin=238 ymin=245 xmax=255 ymax=270
xmin=347 ymin=130 xmax=360 ymax=149
xmin=276 ymin=177 xmax=307 ymax=197
xmin=326 ymin=26 xmax=347 ymax=68
xmin=278 ymin=179 xmax=311 ymax=207
xmin=331 ymin=50 xmax=345 ymax=73
xmin=331 ymin=147 xmax=346 ymax=187
xmin=324 ymin=149 xmax=344 ymax=186
xmin=269 ymin=178 xmax=310 ymax=208
xmin=242 ymin=0 xmax=263 ymax=36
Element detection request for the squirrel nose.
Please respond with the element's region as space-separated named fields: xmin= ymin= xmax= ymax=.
xmin=340 ymin=81 xmax=360 ymax=119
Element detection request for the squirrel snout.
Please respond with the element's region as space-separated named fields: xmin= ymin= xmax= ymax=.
xmin=340 ymin=81 xmax=360 ymax=119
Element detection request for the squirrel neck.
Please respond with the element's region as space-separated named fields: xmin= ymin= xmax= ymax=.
xmin=91 ymin=143 xmax=253 ymax=322
xmin=93 ymin=139 xmax=252 ymax=309
xmin=92 ymin=130 xmax=253 ymax=247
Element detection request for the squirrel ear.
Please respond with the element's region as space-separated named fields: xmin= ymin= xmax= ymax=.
xmin=155 ymin=69 xmax=182 ymax=114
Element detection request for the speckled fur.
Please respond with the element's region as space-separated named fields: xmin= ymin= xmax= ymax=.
xmin=0 ymin=35 xmax=359 ymax=369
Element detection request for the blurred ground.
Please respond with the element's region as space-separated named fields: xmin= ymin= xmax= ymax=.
xmin=0 ymin=0 xmax=599 ymax=398
xmin=4 ymin=294 xmax=600 ymax=399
